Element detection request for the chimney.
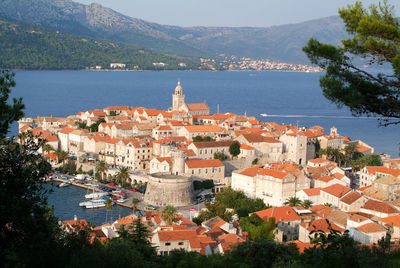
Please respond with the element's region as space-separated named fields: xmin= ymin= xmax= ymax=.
xmin=74 ymin=215 xmax=78 ymax=221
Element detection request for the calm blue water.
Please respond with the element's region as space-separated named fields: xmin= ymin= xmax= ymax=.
xmin=45 ymin=182 xmax=133 ymax=225
xmin=10 ymin=70 xmax=399 ymax=157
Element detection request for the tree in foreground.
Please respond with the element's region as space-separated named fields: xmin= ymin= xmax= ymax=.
xmin=303 ymin=1 xmax=400 ymax=126
xmin=0 ymin=71 xmax=60 ymax=267
xmin=162 ymin=205 xmax=178 ymax=225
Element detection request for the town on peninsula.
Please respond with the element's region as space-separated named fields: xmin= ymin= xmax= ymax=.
xmin=17 ymin=80 xmax=400 ymax=255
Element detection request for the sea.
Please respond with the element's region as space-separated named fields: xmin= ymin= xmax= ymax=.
xmin=45 ymin=182 xmax=133 ymax=225
xmin=8 ymin=70 xmax=399 ymax=225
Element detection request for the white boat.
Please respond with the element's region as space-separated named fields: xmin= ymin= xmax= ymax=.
xmin=85 ymin=192 xmax=107 ymax=199
xmin=79 ymin=199 xmax=106 ymax=209
xmin=116 ymin=198 xmax=127 ymax=203
xmin=260 ymin=113 xmax=268 ymax=117
xmin=58 ymin=182 xmax=70 ymax=188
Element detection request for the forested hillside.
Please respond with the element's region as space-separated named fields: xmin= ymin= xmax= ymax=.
xmin=0 ymin=18 xmax=204 ymax=70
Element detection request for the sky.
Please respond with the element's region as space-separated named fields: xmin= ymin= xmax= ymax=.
xmin=74 ymin=0 xmax=400 ymax=27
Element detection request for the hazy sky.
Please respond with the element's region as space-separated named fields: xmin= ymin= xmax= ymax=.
xmin=74 ymin=0 xmax=400 ymax=27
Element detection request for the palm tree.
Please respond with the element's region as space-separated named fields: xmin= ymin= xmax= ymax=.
xmin=161 ymin=205 xmax=178 ymax=225
xmin=302 ymin=199 xmax=313 ymax=209
xmin=55 ymin=149 xmax=68 ymax=166
xmin=42 ymin=143 xmax=54 ymax=156
xmin=117 ymin=166 xmax=130 ymax=187
xmin=96 ymin=160 xmax=108 ymax=181
xmin=105 ymin=198 xmax=113 ymax=223
xmin=344 ymin=144 xmax=356 ymax=167
xmin=284 ymin=197 xmax=302 ymax=207
xmin=132 ymin=198 xmax=139 ymax=213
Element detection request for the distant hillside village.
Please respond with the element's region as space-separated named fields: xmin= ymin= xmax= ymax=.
xmin=18 ymin=81 xmax=400 ymax=255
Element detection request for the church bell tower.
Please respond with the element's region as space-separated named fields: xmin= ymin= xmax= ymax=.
xmin=172 ymin=81 xmax=185 ymax=111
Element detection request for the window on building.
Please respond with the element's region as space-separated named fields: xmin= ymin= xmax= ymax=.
xmin=178 ymin=242 xmax=184 ymax=245
xmin=165 ymin=242 xmax=171 ymax=246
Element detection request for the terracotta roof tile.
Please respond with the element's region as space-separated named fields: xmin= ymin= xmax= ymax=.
xmin=322 ymin=184 xmax=352 ymax=198
xmin=186 ymin=103 xmax=209 ymax=111
xmin=379 ymin=215 xmax=400 ymax=227
xmin=185 ymin=159 xmax=224 ymax=168
xmin=184 ymin=125 xmax=224 ymax=133
xmin=362 ymin=199 xmax=399 ymax=214
xmin=303 ymin=188 xmax=321 ymax=196
xmin=356 ymin=222 xmax=386 ymax=233
xmin=193 ymin=140 xmax=234 ymax=148
xmin=301 ymin=219 xmax=345 ymax=232
xmin=254 ymin=206 xmax=301 ymax=222
xmin=340 ymin=191 xmax=362 ymax=205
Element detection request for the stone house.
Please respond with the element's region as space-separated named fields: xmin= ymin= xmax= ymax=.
xmin=358 ymin=166 xmax=400 ymax=187
xmin=185 ymin=159 xmax=225 ymax=183
xmin=299 ymin=219 xmax=344 ymax=243
xmin=320 ymin=184 xmax=352 ymax=208
xmin=379 ymin=215 xmax=400 ymax=239
xmin=68 ymin=129 xmax=89 ymax=154
xmin=235 ymin=133 xmax=283 ymax=161
xmin=253 ymin=206 xmax=302 ymax=242
xmin=296 ymin=188 xmax=321 ymax=205
xmin=349 ymin=222 xmax=387 ymax=244
xmin=152 ymin=125 xmax=173 ymax=140
xmin=178 ymin=125 xmax=225 ymax=141
xmin=338 ymin=191 xmax=367 ymax=212
xmin=360 ymin=199 xmax=399 ymax=218
xmin=187 ymin=140 xmax=234 ymax=160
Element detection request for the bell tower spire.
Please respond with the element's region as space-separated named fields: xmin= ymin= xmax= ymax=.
xmin=172 ymin=80 xmax=185 ymax=111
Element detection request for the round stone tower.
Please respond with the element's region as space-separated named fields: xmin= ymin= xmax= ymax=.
xmin=171 ymin=149 xmax=186 ymax=176
xmin=144 ymin=173 xmax=194 ymax=207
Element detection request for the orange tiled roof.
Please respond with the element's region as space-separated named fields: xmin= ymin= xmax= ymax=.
xmin=184 ymin=125 xmax=224 ymax=133
xmin=362 ymin=199 xmax=399 ymax=214
xmin=356 ymin=222 xmax=386 ymax=233
xmin=241 ymin=133 xmax=280 ymax=143
xmin=310 ymin=205 xmax=333 ymax=218
xmin=254 ymin=206 xmax=301 ymax=222
xmin=185 ymin=159 xmax=224 ymax=168
xmin=192 ymin=140 xmax=234 ymax=148
xmin=186 ymin=103 xmax=209 ymax=111
xmin=257 ymin=168 xmax=289 ymax=179
xmin=356 ymin=144 xmax=372 ymax=153
xmin=155 ymin=157 xmax=172 ymax=165
xmin=365 ymin=166 xmax=400 ymax=177
xmin=302 ymin=188 xmax=321 ymax=196
xmin=379 ymin=215 xmax=400 ymax=227
xmin=340 ymin=191 xmax=362 ymax=205
xmin=321 ymin=184 xmax=352 ymax=198
xmin=58 ymin=127 xmax=75 ymax=134
xmin=217 ymin=233 xmax=246 ymax=252
xmin=236 ymin=165 xmax=264 ymax=177
xmin=104 ymin=106 xmax=130 ymax=111
xmin=301 ymin=219 xmax=345 ymax=233
xmin=318 ymin=175 xmax=335 ymax=183
xmin=240 ymin=144 xmax=254 ymax=150
xmin=157 ymin=229 xmax=201 ymax=249
xmin=308 ymin=158 xmax=330 ymax=164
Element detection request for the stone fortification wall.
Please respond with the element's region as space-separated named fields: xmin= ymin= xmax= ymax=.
xmin=144 ymin=173 xmax=194 ymax=207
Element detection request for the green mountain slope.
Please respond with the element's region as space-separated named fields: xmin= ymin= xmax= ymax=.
xmin=0 ymin=18 xmax=204 ymax=70
xmin=0 ymin=0 xmax=348 ymax=64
